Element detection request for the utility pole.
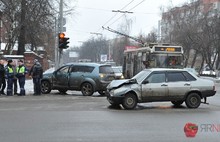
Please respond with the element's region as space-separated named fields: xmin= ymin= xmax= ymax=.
xmin=54 ymin=17 xmax=58 ymax=70
xmin=55 ymin=0 xmax=64 ymax=70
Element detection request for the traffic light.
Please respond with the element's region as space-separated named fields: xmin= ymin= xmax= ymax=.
xmin=58 ymin=33 xmax=70 ymax=49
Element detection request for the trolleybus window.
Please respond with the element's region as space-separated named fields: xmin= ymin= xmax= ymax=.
xmin=150 ymin=54 xmax=183 ymax=68
xmin=123 ymin=45 xmax=184 ymax=78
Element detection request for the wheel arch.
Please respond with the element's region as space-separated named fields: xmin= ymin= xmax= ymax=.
xmin=185 ymin=90 xmax=202 ymax=100
xmin=124 ymin=90 xmax=139 ymax=102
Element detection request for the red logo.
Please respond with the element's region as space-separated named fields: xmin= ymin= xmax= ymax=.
xmin=184 ymin=122 xmax=198 ymax=137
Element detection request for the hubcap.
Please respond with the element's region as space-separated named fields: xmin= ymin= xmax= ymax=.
xmin=83 ymin=84 xmax=92 ymax=95
xmin=190 ymin=97 xmax=198 ymax=105
xmin=126 ymin=97 xmax=134 ymax=105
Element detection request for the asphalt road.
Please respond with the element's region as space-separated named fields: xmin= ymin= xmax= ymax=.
xmin=0 ymin=80 xmax=220 ymax=142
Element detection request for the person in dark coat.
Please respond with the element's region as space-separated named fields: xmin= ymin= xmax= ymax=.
xmin=0 ymin=58 xmax=5 ymax=95
xmin=29 ymin=59 xmax=43 ymax=95
xmin=0 ymin=58 xmax=6 ymax=95
xmin=12 ymin=61 xmax=18 ymax=95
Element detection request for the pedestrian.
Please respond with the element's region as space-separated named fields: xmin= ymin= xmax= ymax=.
xmin=5 ymin=59 xmax=15 ymax=96
xmin=0 ymin=58 xmax=5 ymax=96
xmin=12 ymin=61 xmax=18 ymax=95
xmin=29 ymin=59 xmax=43 ymax=95
xmin=0 ymin=58 xmax=7 ymax=95
xmin=16 ymin=59 xmax=28 ymax=96
xmin=143 ymin=61 xmax=150 ymax=69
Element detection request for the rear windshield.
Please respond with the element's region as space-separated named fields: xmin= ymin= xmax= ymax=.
xmin=112 ymin=67 xmax=122 ymax=73
xmin=99 ymin=65 xmax=114 ymax=74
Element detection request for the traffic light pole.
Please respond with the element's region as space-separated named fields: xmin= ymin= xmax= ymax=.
xmin=57 ymin=0 xmax=64 ymax=69
xmin=54 ymin=17 xmax=59 ymax=70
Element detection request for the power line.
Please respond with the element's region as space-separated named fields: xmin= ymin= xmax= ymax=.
xmin=76 ymin=6 xmax=112 ymax=12
xmin=96 ymin=0 xmax=135 ymax=33
xmin=108 ymin=0 xmax=146 ymax=27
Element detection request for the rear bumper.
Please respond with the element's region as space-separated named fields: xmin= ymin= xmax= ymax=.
xmin=97 ymin=82 xmax=110 ymax=91
xmin=201 ymin=90 xmax=216 ymax=98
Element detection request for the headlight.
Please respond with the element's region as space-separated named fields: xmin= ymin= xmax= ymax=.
xmin=112 ymin=87 xmax=126 ymax=96
xmin=99 ymin=73 xmax=104 ymax=78
xmin=120 ymin=75 xmax=124 ymax=79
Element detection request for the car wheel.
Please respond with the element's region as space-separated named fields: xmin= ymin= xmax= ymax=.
xmin=58 ymin=89 xmax=67 ymax=94
xmin=81 ymin=82 xmax=94 ymax=96
xmin=41 ymin=80 xmax=51 ymax=94
xmin=185 ymin=93 xmax=201 ymax=108
xmin=171 ymin=100 xmax=184 ymax=106
xmin=122 ymin=93 xmax=137 ymax=110
xmin=98 ymin=91 xmax=106 ymax=96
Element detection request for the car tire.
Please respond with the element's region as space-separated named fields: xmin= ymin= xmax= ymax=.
xmin=171 ymin=100 xmax=184 ymax=106
xmin=122 ymin=93 xmax=137 ymax=110
xmin=58 ymin=89 xmax=67 ymax=94
xmin=185 ymin=93 xmax=201 ymax=108
xmin=81 ymin=82 xmax=94 ymax=96
xmin=41 ymin=80 xmax=51 ymax=94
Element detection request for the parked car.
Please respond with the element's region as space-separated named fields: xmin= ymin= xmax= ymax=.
xmin=112 ymin=66 xmax=124 ymax=79
xmin=41 ymin=63 xmax=115 ymax=96
xmin=106 ymin=68 xmax=216 ymax=110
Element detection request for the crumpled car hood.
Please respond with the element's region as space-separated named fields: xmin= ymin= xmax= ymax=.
xmin=107 ymin=79 xmax=137 ymax=89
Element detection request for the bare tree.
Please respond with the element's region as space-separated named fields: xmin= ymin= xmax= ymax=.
xmin=79 ymin=37 xmax=108 ymax=62
xmin=0 ymin=0 xmax=75 ymax=57
xmin=162 ymin=0 xmax=220 ymax=72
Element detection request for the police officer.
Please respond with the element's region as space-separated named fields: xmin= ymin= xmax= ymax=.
xmin=16 ymin=59 xmax=28 ymax=96
xmin=29 ymin=59 xmax=43 ymax=95
xmin=5 ymin=59 xmax=15 ymax=96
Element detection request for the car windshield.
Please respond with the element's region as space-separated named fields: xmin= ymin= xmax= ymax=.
xmin=99 ymin=65 xmax=114 ymax=74
xmin=43 ymin=67 xmax=55 ymax=74
xmin=132 ymin=70 xmax=151 ymax=83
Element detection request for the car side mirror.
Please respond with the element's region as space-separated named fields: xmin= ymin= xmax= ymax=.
xmin=142 ymin=80 xmax=149 ymax=84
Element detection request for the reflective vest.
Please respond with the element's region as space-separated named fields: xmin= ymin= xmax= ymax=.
xmin=7 ymin=66 xmax=14 ymax=78
xmin=7 ymin=66 xmax=14 ymax=73
xmin=16 ymin=66 xmax=25 ymax=73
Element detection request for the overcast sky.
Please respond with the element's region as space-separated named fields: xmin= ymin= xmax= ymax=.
xmin=65 ymin=0 xmax=188 ymax=47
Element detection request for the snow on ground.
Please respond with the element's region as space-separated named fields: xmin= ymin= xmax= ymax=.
xmin=22 ymin=79 xmax=34 ymax=95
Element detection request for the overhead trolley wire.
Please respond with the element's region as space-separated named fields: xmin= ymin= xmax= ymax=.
xmin=102 ymin=0 xmax=135 ymax=27
xmin=108 ymin=0 xmax=146 ymax=27
xmin=95 ymin=0 xmax=135 ymax=33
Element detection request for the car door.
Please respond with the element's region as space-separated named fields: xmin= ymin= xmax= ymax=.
xmin=53 ymin=65 xmax=70 ymax=87
xmin=167 ymin=71 xmax=191 ymax=100
xmin=69 ymin=65 xmax=95 ymax=89
xmin=141 ymin=72 xmax=168 ymax=101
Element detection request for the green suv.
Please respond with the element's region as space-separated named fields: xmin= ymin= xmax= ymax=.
xmin=41 ymin=63 xmax=115 ymax=96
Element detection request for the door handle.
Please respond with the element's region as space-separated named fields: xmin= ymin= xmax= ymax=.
xmin=184 ymin=83 xmax=190 ymax=86
xmin=161 ymin=84 xmax=168 ymax=86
